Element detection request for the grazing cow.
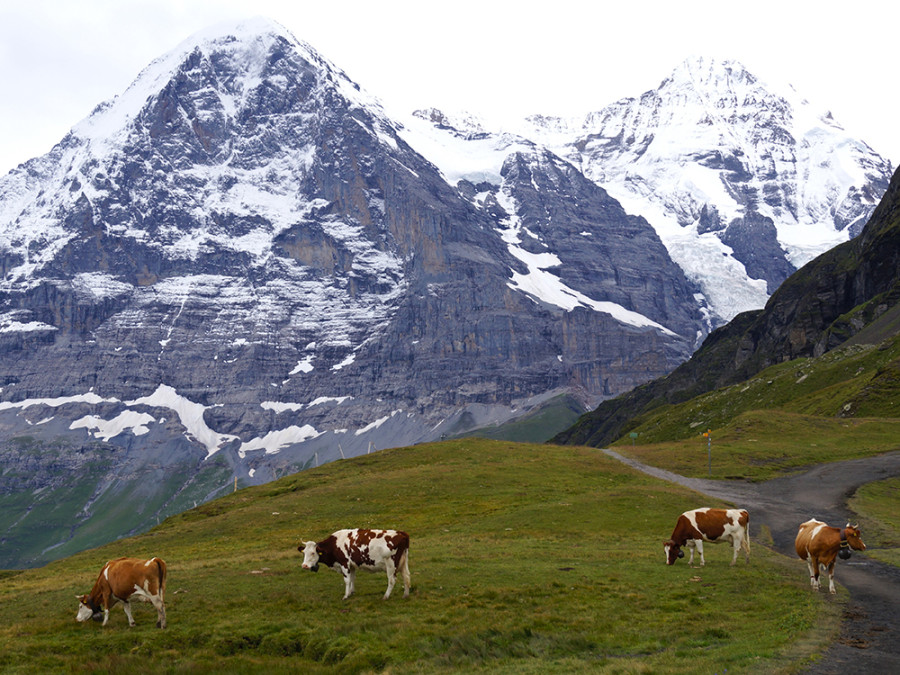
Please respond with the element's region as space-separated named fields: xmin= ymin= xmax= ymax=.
xmin=76 ymin=557 xmax=167 ymax=628
xmin=795 ymin=519 xmax=866 ymax=594
xmin=664 ymin=507 xmax=750 ymax=566
xmin=299 ymin=529 xmax=410 ymax=600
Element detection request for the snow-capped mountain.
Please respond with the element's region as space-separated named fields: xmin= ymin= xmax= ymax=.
xmin=408 ymin=58 xmax=892 ymax=323
xmin=0 ymin=18 xmax=708 ymax=566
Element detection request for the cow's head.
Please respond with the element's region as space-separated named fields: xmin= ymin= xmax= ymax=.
xmin=299 ymin=540 xmax=321 ymax=572
xmin=844 ymin=523 xmax=866 ymax=552
xmin=75 ymin=595 xmax=101 ymax=623
xmin=664 ymin=540 xmax=685 ymax=565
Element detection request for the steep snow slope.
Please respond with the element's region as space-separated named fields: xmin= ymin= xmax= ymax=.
xmin=405 ymin=58 xmax=892 ymax=324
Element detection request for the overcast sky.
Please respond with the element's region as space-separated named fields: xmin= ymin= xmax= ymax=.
xmin=0 ymin=0 xmax=896 ymax=177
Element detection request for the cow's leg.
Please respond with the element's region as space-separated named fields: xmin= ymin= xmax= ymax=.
xmin=383 ymin=558 xmax=396 ymax=600
xmin=730 ymin=537 xmax=740 ymax=566
xmin=122 ymin=600 xmax=136 ymax=627
xmin=150 ymin=595 xmax=166 ymax=629
xmin=102 ymin=607 xmax=110 ymax=626
xmin=808 ymin=557 xmax=820 ymax=590
xmin=826 ymin=563 xmax=836 ymax=594
xmin=342 ymin=569 xmax=356 ymax=600
xmin=695 ymin=540 xmax=706 ymax=566
xmin=342 ymin=569 xmax=352 ymax=600
xmin=686 ymin=541 xmax=695 ymax=566
xmin=742 ymin=530 xmax=751 ymax=563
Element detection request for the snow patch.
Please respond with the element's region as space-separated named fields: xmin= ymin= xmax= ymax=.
xmin=70 ymin=411 xmax=156 ymax=441
xmin=354 ymin=409 xmax=402 ymax=436
xmin=331 ymin=354 xmax=356 ymax=371
xmin=127 ymin=384 xmax=238 ymax=458
xmin=238 ymin=424 xmax=320 ymax=457
xmin=307 ymin=396 xmax=351 ymax=407
xmin=0 ymin=392 xmax=118 ymax=411
xmin=261 ymin=401 xmax=305 ymax=413
xmin=289 ymin=355 xmax=314 ymax=375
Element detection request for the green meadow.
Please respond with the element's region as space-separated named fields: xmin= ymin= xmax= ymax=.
xmin=848 ymin=476 xmax=900 ymax=567
xmin=607 ymin=336 xmax=900 ymax=480
xmin=0 ymin=440 xmax=839 ymax=673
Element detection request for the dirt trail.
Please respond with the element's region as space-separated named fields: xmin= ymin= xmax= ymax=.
xmin=602 ymin=449 xmax=900 ymax=674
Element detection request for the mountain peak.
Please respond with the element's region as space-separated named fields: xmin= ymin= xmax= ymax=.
xmin=73 ymin=16 xmax=364 ymax=145
xmin=667 ymin=56 xmax=758 ymax=88
xmin=185 ymin=15 xmax=295 ymax=43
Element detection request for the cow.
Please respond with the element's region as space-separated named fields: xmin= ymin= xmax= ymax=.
xmin=75 ymin=557 xmax=167 ymax=628
xmin=298 ymin=529 xmax=410 ymax=600
xmin=794 ymin=519 xmax=866 ymax=594
xmin=664 ymin=507 xmax=750 ymax=566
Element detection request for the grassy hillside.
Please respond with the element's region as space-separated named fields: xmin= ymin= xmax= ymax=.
xmin=0 ymin=439 xmax=838 ymax=674
xmin=0 ymin=449 xmax=234 ymax=569
xmin=456 ymin=394 xmax=587 ymax=443
xmin=849 ymin=476 xmax=900 ymax=567
xmin=605 ymin=334 xmax=900 ymax=481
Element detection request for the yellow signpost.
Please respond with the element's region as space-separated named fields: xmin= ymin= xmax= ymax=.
xmin=703 ymin=429 xmax=711 ymax=474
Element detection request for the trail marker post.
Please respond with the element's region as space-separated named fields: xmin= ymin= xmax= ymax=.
xmin=703 ymin=429 xmax=711 ymax=475
xmin=629 ymin=432 xmax=638 ymax=446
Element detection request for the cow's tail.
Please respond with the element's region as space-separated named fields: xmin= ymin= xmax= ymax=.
xmin=152 ymin=557 xmax=167 ymax=600
xmin=397 ymin=533 xmax=411 ymax=594
xmin=743 ymin=511 xmax=751 ymax=555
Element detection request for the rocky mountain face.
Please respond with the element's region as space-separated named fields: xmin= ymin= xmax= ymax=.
xmin=426 ymin=57 xmax=892 ymax=324
xmin=555 ymin=164 xmax=900 ymax=448
xmin=0 ymin=19 xmax=700 ymax=567
xmin=0 ymin=21 xmax=892 ymax=567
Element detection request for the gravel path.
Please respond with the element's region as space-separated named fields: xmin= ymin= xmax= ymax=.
xmin=601 ymin=449 xmax=900 ymax=673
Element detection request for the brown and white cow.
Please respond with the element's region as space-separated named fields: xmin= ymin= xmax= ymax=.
xmin=795 ymin=518 xmax=866 ymax=594
xmin=76 ymin=557 xmax=167 ymax=628
xmin=299 ymin=529 xmax=410 ymax=600
xmin=664 ymin=507 xmax=750 ymax=566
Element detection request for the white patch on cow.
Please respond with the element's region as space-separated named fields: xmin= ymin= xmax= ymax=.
xmin=75 ymin=602 xmax=93 ymax=622
xmin=300 ymin=541 xmax=319 ymax=570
